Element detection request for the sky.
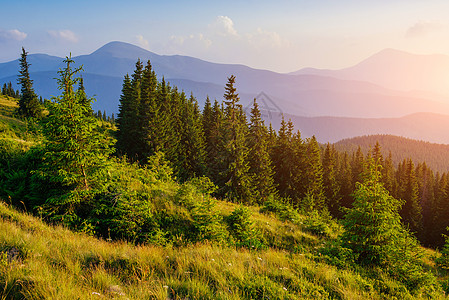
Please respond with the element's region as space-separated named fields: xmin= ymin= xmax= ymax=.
xmin=2 ymin=0 xmax=449 ymax=73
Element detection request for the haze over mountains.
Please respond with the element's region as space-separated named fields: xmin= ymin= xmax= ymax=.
xmin=1 ymin=41 xmax=449 ymax=143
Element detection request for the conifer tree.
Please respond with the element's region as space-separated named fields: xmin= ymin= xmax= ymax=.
xmin=17 ymin=47 xmax=41 ymax=118
xmin=271 ymin=116 xmax=296 ymax=200
xmin=138 ymin=60 xmax=159 ymax=160
xmin=341 ymin=158 xmax=423 ymax=272
xmin=322 ymin=143 xmax=341 ymax=216
xmin=41 ymin=56 xmax=111 ymax=190
xmin=337 ymin=151 xmax=353 ymax=209
xmin=220 ymin=75 xmax=254 ymax=202
xmin=247 ymin=99 xmax=276 ymax=203
xmin=176 ymin=94 xmax=206 ymax=181
xmin=203 ymin=98 xmax=226 ymax=185
xmin=398 ymin=159 xmax=423 ymax=235
xmin=302 ymin=136 xmax=325 ymax=210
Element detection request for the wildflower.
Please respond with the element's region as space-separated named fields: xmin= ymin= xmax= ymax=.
xmin=92 ymin=292 xmax=101 ymax=296
xmin=257 ymin=257 xmax=262 ymax=261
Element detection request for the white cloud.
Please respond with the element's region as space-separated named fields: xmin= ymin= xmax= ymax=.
xmin=0 ymin=29 xmax=27 ymax=41
xmin=248 ymin=28 xmax=291 ymax=48
xmin=210 ymin=15 xmax=238 ymax=37
xmin=136 ymin=35 xmax=149 ymax=49
xmin=48 ymin=30 xmax=78 ymax=43
xmin=406 ymin=21 xmax=443 ymax=38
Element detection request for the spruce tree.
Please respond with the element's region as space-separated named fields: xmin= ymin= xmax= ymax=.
xmin=247 ymin=99 xmax=277 ymax=203
xmin=341 ymin=158 xmax=423 ymax=272
xmin=41 ymin=56 xmax=111 ymax=190
xmin=17 ymin=47 xmax=41 ymax=118
xmin=203 ymin=99 xmax=226 ymax=185
xmin=302 ymin=136 xmax=325 ymax=210
xmin=220 ymin=75 xmax=254 ymax=202
xmin=271 ymin=116 xmax=296 ymax=200
xmin=322 ymin=143 xmax=341 ymax=216
xmin=176 ymin=93 xmax=206 ymax=181
xmin=138 ymin=60 xmax=159 ymax=160
xmin=398 ymin=159 xmax=423 ymax=235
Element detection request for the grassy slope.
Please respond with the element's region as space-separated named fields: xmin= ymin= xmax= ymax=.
xmin=0 ymin=95 xmax=447 ymax=299
xmin=2 ymin=200 xmax=438 ymax=300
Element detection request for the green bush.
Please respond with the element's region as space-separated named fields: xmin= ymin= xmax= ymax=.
xmin=227 ymin=206 xmax=264 ymax=249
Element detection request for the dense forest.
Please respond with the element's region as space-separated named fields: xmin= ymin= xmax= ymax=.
xmin=336 ymin=134 xmax=449 ymax=173
xmin=1 ymin=49 xmax=449 ymax=298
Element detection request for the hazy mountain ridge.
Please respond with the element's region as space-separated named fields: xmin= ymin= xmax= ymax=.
xmin=2 ymin=41 xmax=449 ymax=143
xmin=292 ymin=48 xmax=449 ymax=96
xmin=264 ymin=112 xmax=449 ymax=145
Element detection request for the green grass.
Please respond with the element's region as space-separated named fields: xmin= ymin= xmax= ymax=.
xmin=1 ymin=200 xmax=447 ymax=299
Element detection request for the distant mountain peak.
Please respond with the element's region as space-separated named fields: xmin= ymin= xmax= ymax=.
xmin=90 ymin=41 xmax=153 ymax=59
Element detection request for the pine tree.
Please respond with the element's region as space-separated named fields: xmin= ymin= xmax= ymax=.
xmin=203 ymin=98 xmax=226 ymax=185
xmin=337 ymin=151 xmax=353 ymax=209
xmin=271 ymin=116 xmax=296 ymax=200
xmin=176 ymin=93 xmax=206 ymax=181
xmin=116 ymin=60 xmax=144 ymax=160
xmin=302 ymin=136 xmax=325 ymax=210
xmin=341 ymin=158 xmax=422 ymax=270
xmin=41 ymin=56 xmax=111 ymax=190
xmin=398 ymin=159 xmax=423 ymax=235
xmin=17 ymin=47 xmax=41 ymax=118
xmin=247 ymin=99 xmax=277 ymax=203
xmin=138 ymin=60 xmax=158 ymax=160
xmin=322 ymin=143 xmax=341 ymax=216
xmin=220 ymin=75 xmax=254 ymax=202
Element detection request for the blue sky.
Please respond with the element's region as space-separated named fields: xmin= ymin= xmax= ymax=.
xmin=1 ymin=0 xmax=449 ymax=72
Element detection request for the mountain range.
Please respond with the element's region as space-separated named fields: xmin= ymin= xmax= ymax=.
xmin=1 ymin=41 xmax=449 ymax=143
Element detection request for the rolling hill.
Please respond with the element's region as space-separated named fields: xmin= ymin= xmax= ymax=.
xmin=334 ymin=134 xmax=449 ymax=173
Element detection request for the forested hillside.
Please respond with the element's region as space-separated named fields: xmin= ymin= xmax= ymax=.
xmin=2 ymin=51 xmax=449 ymax=298
xmin=335 ymin=134 xmax=449 ymax=173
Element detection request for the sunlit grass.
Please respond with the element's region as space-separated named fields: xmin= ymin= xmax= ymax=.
xmin=1 ymin=200 xmax=445 ymax=299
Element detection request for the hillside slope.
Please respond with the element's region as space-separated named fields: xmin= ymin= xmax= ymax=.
xmin=334 ymin=134 xmax=449 ymax=173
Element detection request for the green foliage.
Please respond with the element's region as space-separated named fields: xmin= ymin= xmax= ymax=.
xmin=40 ymin=56 xmax=112 ymax=191
xmin=261 ymin=195 xmax=299 ymax=222
xmin=17 ymin=48 xmax=42 ymax=119
xmin=220 ymin=75 xmax=255 ymax=203
xmin=436 ymin=233 xmax=449 ymax=271
xmin=227 ymin=206 xmax=264 ymax=249
xmin=341 ymin=158 xmax=437 ymax=293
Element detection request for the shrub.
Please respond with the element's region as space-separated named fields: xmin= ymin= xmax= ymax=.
xmin=227 ymin=206 xmax=264 ymax=249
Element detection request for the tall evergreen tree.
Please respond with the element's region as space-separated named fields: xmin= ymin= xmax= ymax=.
xmin=322 ymin=143 xmax=341 ymax=216
xmin=398 ymin=159 xmax=423 ymax=235
xmin=341 ymin=158 xmax=423 ymax=273
xmin=302 ymin=136 xmax=325 ymax=210
xmin=271 ymin=116 xmax=296 ymax=200
xmin=41 ymin=56 xmax=111 ymax=190
xmin=176 ymin=94 xmax=206 ymax=181
xmin=17 ymin=47 xmax=41 ymax=118
xmin=220 ymin=75 xmax=254 ymax=202
xmin=247 ymin=99 xmax=277 ymax=203
xmin=203 ymin=98 xmax=226 ymax=185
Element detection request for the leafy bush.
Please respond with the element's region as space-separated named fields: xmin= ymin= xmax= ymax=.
xmin=436 ymin=233 xmax=449 ymax=271
xmin=302 ymin=210 xmax=335 ymax=238
xmin=227 ymin=206 xmax=264 ymax=249
xmin=260 ymin=195 xmax=299 ymax=222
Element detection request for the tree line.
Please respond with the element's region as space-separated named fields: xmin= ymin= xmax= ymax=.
xmin=114 ymin=59 xmax=449 ymax=248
